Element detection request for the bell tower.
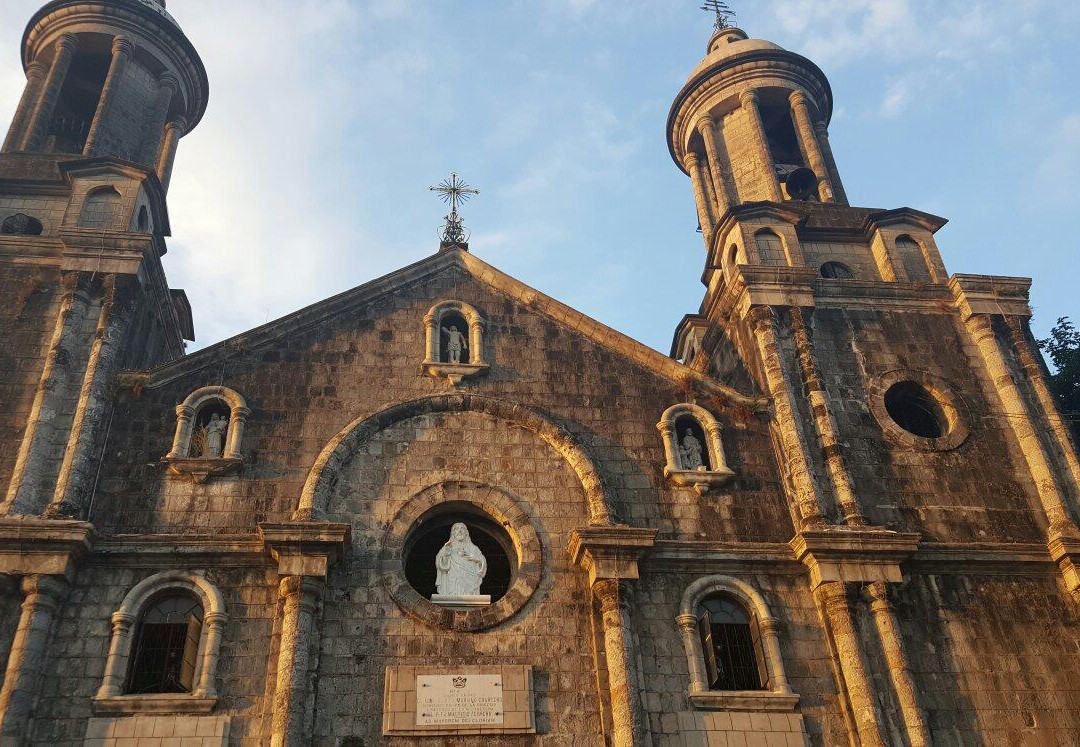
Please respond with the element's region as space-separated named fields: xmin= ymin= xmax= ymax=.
xmin=0 ymin=0 xmax=206 ymax=519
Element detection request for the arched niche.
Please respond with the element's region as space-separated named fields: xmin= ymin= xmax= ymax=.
xmin=657 ymin=403 xmax=734 ymax=494
xmin=163 ymin=385 xmax=250 ymax=482
xmin=422 ymin=299 xmax=489 ymax=384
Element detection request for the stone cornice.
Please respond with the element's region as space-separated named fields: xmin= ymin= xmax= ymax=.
xmin=790 ymin=528 xmax=921 ymax=589
xmin=568 ymin=525 xmax=658 ymax=586
xmin=0 ymin=516 xmax=94 ymax=578
xmin=949 ymin=273 xmax=1033 ymax=320
xmin=259 ymin=522 xmax=351 ymax=577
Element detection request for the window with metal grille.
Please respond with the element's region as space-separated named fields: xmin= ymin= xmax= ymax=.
xmin=126 ymin=594 xmax=203 ymax=694
xmin=697 ymin=594 xmax=766 ymax=691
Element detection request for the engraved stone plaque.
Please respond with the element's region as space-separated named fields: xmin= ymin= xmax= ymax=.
xmin=415 ymin=674 xmax=503 ymax=727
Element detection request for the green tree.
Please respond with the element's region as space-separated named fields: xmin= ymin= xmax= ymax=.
xmin=1039 ymin=317 xmax=1080 ymax=441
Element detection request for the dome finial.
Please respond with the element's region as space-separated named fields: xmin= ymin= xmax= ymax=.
xmin=700 ymin=0 xmax=736 ymax=31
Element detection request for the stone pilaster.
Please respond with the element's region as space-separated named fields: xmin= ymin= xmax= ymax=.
xmin=813 ymin=121 xmax=847 ymax=204
xmin=48 ymin=275 xmax=133 ymax=519
xmin=789 ymin=308 xmax=866 ymax=525
xmin=83 ymin=37 xmax=134 ymax=156
xmin=142 ymin=73 xmax=179 ymax=167
xmin=156 ymin=117 xmax=188 ymax=192
xmin=864 ymin=583 xmax=930 ymax=747
xmin=2 ymin=60 xmax=47 ymax=153
xmin=696 ymin=115 xmax=731 ymax=218
xmin=748 ymin=307 xmax=827 ymax=527
xmin=592 ymin=579 xmax=647 ymax=747
xmin=815 ymin=582 xmax=885 ymax=747
xmin=20 ymin=33 xmax=79 ymax=152
xmin=270 ymin=576 xmax=324 ymax=747
xmin=788 ymin=91 xmax=836 ymax=202
xmin=2 ymin=274 xmax=92 ymax=516
xmin=739 ymin=89 xmax=783 ymax=202
xmin=683 ymin=151 xmax=715 ymax=246
xmin=964 ymin=314 xmax=1077 ymax=538
xmin=0 ymin=575 xmax=68 ymax=741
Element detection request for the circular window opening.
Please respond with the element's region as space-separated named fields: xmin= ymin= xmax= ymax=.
xmin=820 ymin=261 xmax=854 ymax=279
xmin=884 ymin=381 xmax=946 ymax=439
xmin=403 ymin=506 xmax=515 ymax=603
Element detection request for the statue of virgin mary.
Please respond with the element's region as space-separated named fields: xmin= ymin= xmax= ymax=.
xmin=435 ymin=522 xmax=488 ymax=597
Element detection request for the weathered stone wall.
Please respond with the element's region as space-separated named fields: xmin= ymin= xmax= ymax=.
xmin=94 ymin=57 xmax=157 ymax=165
xmin=807 ymin=307 xmax=1043 ymax=540
xmin=29 ymin=564 xmax=277 ymax=746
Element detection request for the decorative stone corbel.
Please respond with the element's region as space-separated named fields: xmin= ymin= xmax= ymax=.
xmin=568 ymin=525 xmax=658 ymax=586
xmin=1049 ymin=536 xmax=1080 ymax=593
xmin=0 ymin=517 xmax=93 ymax=578
xmin=790 ymin=528 xmax=920 ymax=590
xmin=258 ymin=522 xmax=351 ymax=578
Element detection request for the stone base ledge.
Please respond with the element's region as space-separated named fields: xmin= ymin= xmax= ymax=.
xmin=422 ymin=360 xmax=489 ymax=385
xmin=162 ymin=456 xmax=241 ymax=484
xmin=664 ymin=466 xmax=736 ymax=494
xmin=91 ymin=694 xmax=217 ymax=715
xmin=688 ymin=690 xmax=800 ymax=712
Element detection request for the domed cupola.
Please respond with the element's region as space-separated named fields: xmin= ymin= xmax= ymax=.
xmin=667 ymin=22 xmax=847 ymax=250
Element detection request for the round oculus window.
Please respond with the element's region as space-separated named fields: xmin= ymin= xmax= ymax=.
xmin=883 ymin=381 xmax=946 ymax=439
xmin=403 ymin=509 xmax=515 ymax=603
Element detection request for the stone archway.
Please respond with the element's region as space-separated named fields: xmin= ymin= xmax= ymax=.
xmin=293 ymin=393 xmax=613 ymax=525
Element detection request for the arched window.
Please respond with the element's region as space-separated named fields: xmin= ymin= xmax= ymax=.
xmin=136 ymin=205 xmax=150 ymax=232
xmin=165 ymin=386 xmax=249 ymax=482
xmin=1 ymin=213 xmax=44 ymax=236
xmin=422 ymin=300 xmax=489 ymax=384
xmin=95 ymin=571 xmax=226 ymax=712
xmin=895 ymin=235 xmax=930 ymax=283
xmin=697 ymin=594 xmax=764 ymax=691
xmin=127 ymin=593 xmax=204 ymax=694
xmin=657 ymin=403 xmax=734 ymax=494
xmin=753 ymin=229 xmax=787 ymax=267
xmin=676 ymin=576 xmax=797 ymax=710
xmin=79 ymin=186 xmax=123 ymax=229
xmin=725 ymin=244 xmax=742 ymax=280
xmin=820 ymin=261 xmax=853 ymax=279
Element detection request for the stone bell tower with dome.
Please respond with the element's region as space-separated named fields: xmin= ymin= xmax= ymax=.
xmin=2 ymin=2 xmax=1080 ymax=745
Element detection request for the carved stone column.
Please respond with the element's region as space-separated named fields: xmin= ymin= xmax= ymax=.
xmin=49 ymin=276 xmax=134 ymax=519
xmin=816 ymin=582 xmax=885 ymax=747
xmin=790 ymin=308 xmax=866 ymax=525
xmin=683 ymin=151 xmax=715 ymax=246
xmin=21 ymin=33 xmax=79 ymax=152
xmin=83 ymin=37 xmax=134 ymax=155
xmin=865 ymin=583 xmax=930 ymax=747
xmin=739 ymin=89 xmax=783 ymax=202
xmin=788 ymin=91 xmax=835 ymax=202
xmin=675 ymin=613 xmax=709 ymax=694
xmin=696 ymin=115 xmax=731 ymax=218
xmin=748 ymin=307 xmax=827 ymax=527
xmin=156 ymin=116 xmax=188 ymax=192
xmin=270 ymin=576 xmax=324 ymax=747
xmin=2 ymin=61 xmax=48 ymax=152
xmin=813 ymin=122 xmax=848 ymax=204
xmin=592 ymin=579 xmax=646 ymax=747
xmin=964 ymin=314 xmax=1077 ymax=538
xmin=143 ymin=73 xmax=179 ymax=166
xmin=2 ymin=274 xmax=92 ymax=516
xmin=0 ymin=575 xmax=68 ymax=740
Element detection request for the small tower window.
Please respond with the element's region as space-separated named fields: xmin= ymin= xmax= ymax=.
xmin=126 ymin=593 xmax=204 ymax=695
xmin=79 ymin=186 xmax=123 ymax=229
xmin=820 ymin=261 xmax=854 ymax=279
xmin=48 ymin=48 xmax=109 ymax=154
xmin=884 ymin=381 xmax=946 ymax=439
xmin=895 ymin=235 xmax=931 ymax=283
xmin=754 ymin=230 xmax=786 ymax=267
xmin=1 ymin=213 xmax=44 ymax=236
xmin=760 ymin=103 xmax=805 ymax=169
xmin=137 ymin=205 xmax=150 ymax=232
xmin=697 ymin=594 xmax=766 ymax=691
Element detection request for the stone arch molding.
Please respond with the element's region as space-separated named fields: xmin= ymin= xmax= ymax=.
xmin=676 ymin=575 xmax=794 ymax=701
xmin=381 ymin=479 xmax=543 ymax=632
xmin=95 ymin=571 xmax=227 ymax=711
xmin=294 ymin=394 xmax=613 ymax=525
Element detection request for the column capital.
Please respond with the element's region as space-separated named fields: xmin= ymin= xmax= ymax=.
xmin=683 ymin=150 xmax=701 ymax=169
xmin=592 ymin=578 xmax=633 ymax=614
xmin=158 ymin=71 xmax=181 ymax=93
xmin=25 ymin=60 xmax=48 ymax=79
xmin=55 ymin=33 xmax=80 ymax=54
xmin=788 ymin=89 xmax=811 ymax=109
xmin=110 ymin=610 xmax=136 ymax=629
xmin=21 ymin=574 xmax=68 ymax=611
xmin=739 ymin=88 xmax=761 ymax=107
xmin=279 ymin=575 xmax=324 ymax=603
xmin=813 ymin=120 xmax=829 ymax=135
xmin=111 ymin=36 xmax=135 ymax=58
xmin=695 ymin=114 xmax=715 ymax=133
xmin=675 ymin=612 xmax=698 ymax=631
xmin=165 ymin=116 xmax=189 ymax=136
xmin=175 ymin=403 xmax=195 ymax=419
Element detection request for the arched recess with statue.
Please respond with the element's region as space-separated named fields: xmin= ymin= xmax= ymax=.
xmin=300 ymin=393 xmax=613 ymax=742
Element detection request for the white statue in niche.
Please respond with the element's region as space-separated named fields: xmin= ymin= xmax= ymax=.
xmin=680 ymin=430 xmax=707 ymax=471
xmin=204 ymin=414 xmax=228 ymax=459
xmin=431 ymin=522 xmax=490 ymax=607
xmin=441 ymin=324 xmax=468 ymax=364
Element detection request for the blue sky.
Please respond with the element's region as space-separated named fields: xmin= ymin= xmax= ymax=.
xmin=2 ymin=0 xmax=1078 ymax=353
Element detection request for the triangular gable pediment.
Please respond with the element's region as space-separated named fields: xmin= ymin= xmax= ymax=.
xmin=134 ymin=248 xmax=762 ymax=409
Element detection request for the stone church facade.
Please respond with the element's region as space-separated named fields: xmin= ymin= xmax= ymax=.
xmin=1 ymin=1 xmax=1079 ymax=745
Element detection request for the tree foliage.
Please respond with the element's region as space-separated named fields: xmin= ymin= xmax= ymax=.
xmin=1039 ymin=317 xmax=1080 ymax=439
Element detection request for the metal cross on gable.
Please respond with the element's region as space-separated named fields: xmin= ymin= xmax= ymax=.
xmin=430 ymin=172 xmax=480 ymax=246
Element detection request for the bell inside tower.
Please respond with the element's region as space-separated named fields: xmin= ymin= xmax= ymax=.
xmin=45 ymin=40 xmax=109 ymax=155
